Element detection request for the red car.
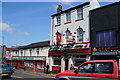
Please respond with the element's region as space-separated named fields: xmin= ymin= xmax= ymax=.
xmin=56 ymin=60 xmax=119 ymax=80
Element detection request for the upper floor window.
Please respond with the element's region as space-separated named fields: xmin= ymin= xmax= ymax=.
xmin=65 ymin=28 xmax=72 ymax=42
xmin=36 ymin=48 xmax=39 ymax=56
xmin=97 ymin=29 xmax=116 ymax=47
xmin=29 ymin=49 xmax=32 ymax=56
xmin=77 ymin=26 xmax=84 ymax=42
xmin=15 ymin=51 xmax=17 ymax=55
xmin=77 ymin=7 xmax=83 ymax=19
xmin=56 ymin=15 xmax=61 ymax=24
xmin=24 ymin=51 xmax=25 ymax=56
xmin=21 ymin=50 xmax=23 ymax=56
xmin=66 ymin=11 xmax=71 ymax=22
xmin=65 ymin=29 xmax=71 ymax=37
xmin=17 ymin=51 xmax=19 ymax=56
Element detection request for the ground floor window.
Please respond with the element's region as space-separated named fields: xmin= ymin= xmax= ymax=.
xmin=53 ymin=58 xmax=61 ymax=65
xmin=29 ymin=61 xmax=34 ymax=67
xmin=24 ymin=61 xmax=33 ymax=68
xmin=37 ymin=62 xmax=41 ymax=69
xmin=37 ymin=61 xmax=45 ymax=69
xmin=73 ymin=59 xmax=85 ymax=66
xmin=24 ymin=61 xmax=29 ymax=67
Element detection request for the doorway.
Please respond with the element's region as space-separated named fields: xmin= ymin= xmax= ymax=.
xmin=65 ymin=59 xmax=68 ymax=70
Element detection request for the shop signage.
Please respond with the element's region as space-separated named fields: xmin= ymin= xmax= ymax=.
xmin=56 ymin=33 xmax=62 ymax=42
xmin=13 ymin=57 xmax=18 ymax=59
xmin=34 ymin=57 xmax=46 ymax=60
xmin=93 ymin=47 xmax=120 ymax=52
xmin=18 ymin=57 xmax=34 ymax=60
xmin=49 ymin=49 xmax=90 ymax=55
xmin=52 ymin=66 xmax=61 ymax=71
xmin=13 ymin=57 xmax=46 ymax=60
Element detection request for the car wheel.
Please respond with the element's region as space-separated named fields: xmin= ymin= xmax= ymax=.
xmin=7 ymin=75 xmax=12 ymax=78
xmin=59 ymin=78 xmax=68 ymax=80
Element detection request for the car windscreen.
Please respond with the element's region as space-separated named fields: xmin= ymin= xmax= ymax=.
xmin=0 ymin=64 xmax=7 ymax=68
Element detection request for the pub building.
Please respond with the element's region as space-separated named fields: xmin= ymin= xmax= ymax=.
xmin=90 ymin=1 xmax=120 ymax=61
xmin=49 ymin=1 xmax=100 ymax=72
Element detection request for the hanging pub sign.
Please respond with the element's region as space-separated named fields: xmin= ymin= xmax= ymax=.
xmin=56 ymin=33 xmax=62 ymax=42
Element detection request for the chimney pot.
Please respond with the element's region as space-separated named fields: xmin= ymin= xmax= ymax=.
xmin=57 ymin=5 xmax=62 ymax=13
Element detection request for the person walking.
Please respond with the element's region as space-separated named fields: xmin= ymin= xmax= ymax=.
xmin=46 ymin=63 xmax=49 ymax=74
xmin=70 ymin=64 xmax=74 ymax=70
xmin=23 ymin=65 xmax=26 ymax=71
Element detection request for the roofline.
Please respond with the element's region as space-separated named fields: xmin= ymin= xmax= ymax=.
xmin=12 ymin=40 xmax=50 ymax=50
xmin=51 ymin=2 xmax=90 ymax=17
xmin=90 ymin=1 xmax=120 ymax=12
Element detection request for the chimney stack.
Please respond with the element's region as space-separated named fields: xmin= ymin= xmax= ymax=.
xmin=57 ymin=5 xmax=62 ymax=13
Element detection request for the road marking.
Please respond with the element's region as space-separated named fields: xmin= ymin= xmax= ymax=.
xmin=12 ymin=75 xmax=22 ymax=78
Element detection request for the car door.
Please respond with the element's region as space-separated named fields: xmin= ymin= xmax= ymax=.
xmin=93 ymin=62 xmax=113 ymax=78
xmin=76 ymin=63 xmax=94 ymax=77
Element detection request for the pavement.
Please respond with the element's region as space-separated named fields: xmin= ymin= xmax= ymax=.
xmin=15 ymin=69 xmax=56 ymax=78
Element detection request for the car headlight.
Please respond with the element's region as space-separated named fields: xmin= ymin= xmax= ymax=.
xmin=10 ymin=69 xmax=13 ymax=71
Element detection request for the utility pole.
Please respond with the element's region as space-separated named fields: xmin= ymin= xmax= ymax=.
xmin=1 ymin=36 xmax=5 ymax=62
xmin=0 ymin=36 xmax=4 ymax=63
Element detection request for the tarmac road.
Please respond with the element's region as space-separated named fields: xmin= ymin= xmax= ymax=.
xmin=1 ymin=70 xmax=55 ymax=80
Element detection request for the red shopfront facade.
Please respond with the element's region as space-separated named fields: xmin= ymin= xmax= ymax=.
xmin=12 ymin=56 xmax=46 ymax=72
xmin=49 ymin=48 xmax=90 ymax=55
xmin=12 ymin=59 xmax=24 ymax=69
xmin=49 ymin=48 xmax=91 ymax=72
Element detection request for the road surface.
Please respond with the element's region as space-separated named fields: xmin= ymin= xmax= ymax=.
xmin=1 ymin=70 xmax=55 ymax=80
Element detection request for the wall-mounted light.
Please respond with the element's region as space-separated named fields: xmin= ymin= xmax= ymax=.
xmin=74 ymin=32 xmax=76 ymax=34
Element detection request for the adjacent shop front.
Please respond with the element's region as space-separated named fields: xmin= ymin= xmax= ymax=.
xmin=90 ymin=1 xmax=120 ymax=61
xmin=12 ymin=56 xmax=46 ymax=72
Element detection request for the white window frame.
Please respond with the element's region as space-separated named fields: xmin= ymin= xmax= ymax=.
xmin=36 ymin=48 xmax=39 ymax=56
xmin=66 ymin=11 xmax=71 ymax=22
xmin=56 ymin=15 xmax=61 ymax=24
xmin=77 ymin=27 xmax=84 ymax=42
xmin=77 ymin=7 xmax=83 ymax=19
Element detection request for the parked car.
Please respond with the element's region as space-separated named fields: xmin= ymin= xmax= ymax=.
xmin=0 ymin=63 xmax=14 ymax=77
xmin=56 ymin=60 xmax=120 ymax=80
xmin=4 ymin=63 xmax=15 ymax=72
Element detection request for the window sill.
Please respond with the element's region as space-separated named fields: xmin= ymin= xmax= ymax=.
xmin=75 ymin=18 xmax=84 ymax=21
xmin=64 ymin=21 xmax=72 ymax=24
xmin=52 ymin=65 xmax=61 ymax=66
xmin=55 ymin=24 xmax=61 ymax=27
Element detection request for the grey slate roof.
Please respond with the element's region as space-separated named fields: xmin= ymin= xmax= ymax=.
xmin=51 ymin=2 xmax=89 ymax=17
xmin=12 ymin=40 xmax=50 ymax=51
